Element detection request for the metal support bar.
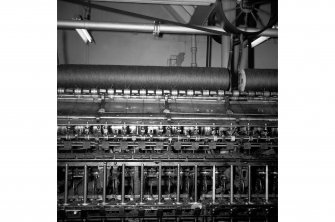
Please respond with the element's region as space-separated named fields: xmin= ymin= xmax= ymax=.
xmin=212 ymin=165 xmax=216 ymax=203
xmin=64 ymin=164 xmax=69 ymax=205
xmin=134 ymin=166 xmax=140 ymax=196
xmin=230 ymin=165 xmax=233 ymax=204
xmin=191 ymin=35 xmax=197 ymax=67
xmin=121 ymin=164 xmax=125 ymax=204
xmin=140 ymin=164 xmax=144 ymax=204
xmin=206 ymin=36 xmax=212 ymax=67
xmin=102 ymin=163 xmax=107 ymax=204
xmin=177 ymin=164 xmax=181 ymax=204
xmin=83 ymin=165 xmax=88 ymax=205
xmin=248 ymin=165 xmax=251 ymax=203
xmin=57 ymin=20 xmax=278 ymax=37
xmin=158 ymin=164 xmax=163 ymax=204
xmin=221 ymin=35 xmax=231 ymax=68
xmin=265 ymin=165 xmax=269 ymax=203
xmin=194 ymin=165 xmax=198 ymax=203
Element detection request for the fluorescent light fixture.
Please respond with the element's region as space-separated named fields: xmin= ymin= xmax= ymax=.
xmin=75 ymin=29 xmax=93 ymax=44
xmin=251 ymin=36 xmax=270 ymax=48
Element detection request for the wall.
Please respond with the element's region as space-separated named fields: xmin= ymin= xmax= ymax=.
xmin=57 ymin=1 xmax=277 ymax=68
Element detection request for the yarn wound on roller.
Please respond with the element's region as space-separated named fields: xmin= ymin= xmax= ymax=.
xmin=238 ymin=69 xmax=278 ymax=92
xmin=58 ymin=65 xmax=230 ymax=91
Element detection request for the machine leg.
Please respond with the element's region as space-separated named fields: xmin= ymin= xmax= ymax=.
xmin=140 ymin=164 xmax=144 ymax=204
xmin=83 ymin=165 xmax=88 ymax=205
xmin=177 ymin=164 xmax=181 ymax=204
xmin=102 ymin=163 xmax=107 ymax=204
xmin=265 ymin=165 xmax=269 ymax=203
xmin=194 ymin=165 xmax=198 ymax=203
xmin=134 ymin=166 xmax=140 ymax=196
xmin=121 ymin=164 xmax=125 ymax=205
xmin=64 ymin=164 xmax=68 ymax=206
xmin=158 ymin=164 xmax=163 ymax=204
xmin=248 ymin=165 xmax=251 ymax=203
xmin=230 ymin=165 xmax=233 ymax=204
xmin=212 ymin=165 xmax=216 ymax=204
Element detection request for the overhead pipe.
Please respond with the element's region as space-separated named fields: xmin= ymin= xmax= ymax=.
xmin=58 ymin=20 xmax=278 ymax=37
xmin=84 ymin=0 xmax=216 ymax=5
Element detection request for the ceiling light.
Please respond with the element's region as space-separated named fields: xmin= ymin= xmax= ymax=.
xmin=251 ymin=36 xmax=270 ymax=48
xmin=75 ymin=29 xmax=93 ymax=44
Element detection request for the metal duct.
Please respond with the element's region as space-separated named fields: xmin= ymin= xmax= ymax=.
xmin=57 ymin=20 xmax=278 ymax=37
xmin=80 ymin=0 xmax=216 ymax=6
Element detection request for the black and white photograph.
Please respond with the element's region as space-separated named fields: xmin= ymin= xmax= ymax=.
xmin=57 ymin=0 xmax=277 ymax=221
xmin=1 ymin=0 xmax=335 ymax=222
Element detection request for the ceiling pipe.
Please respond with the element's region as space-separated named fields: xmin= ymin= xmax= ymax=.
xmin=80 ymin=0 xmax=216 ymax=6
xmin=58 ymin=20 xmax=278 ymax=37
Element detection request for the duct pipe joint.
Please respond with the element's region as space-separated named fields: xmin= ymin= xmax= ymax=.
xmin=153 ymin=21 xmax=161 ymax=37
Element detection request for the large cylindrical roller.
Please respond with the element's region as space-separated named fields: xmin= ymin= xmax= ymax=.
xmin=58 ymin=65 xmax=230 ymax=90
xmin=238 ymin=69 xmax=278 ymax=92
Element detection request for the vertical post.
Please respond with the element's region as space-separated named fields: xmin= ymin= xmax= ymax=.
xmin=134 ymin=166 xmax=140 ymax=196
xmin=121 ymin=164 xmax=125 ymax=204
xmin=248 ymin=165 xmax=251 ymax=203
xmin=230 ymin=165 xmax=233 ymax=204
xmin=140 ymin=164 xmax=144 ymax=204
xmin=191 ymin=35 xmax=197 ymax=67
xmin=177 ymin=164 xmax=181 ymax=204
xmin=194 ymin=165 xmax=198 ymax=203
xmin=83 ymin=165 xmax=88 ymax=205
xmin=102 ymin=163 xmax=107 ymax=204
xmin=64 ymin=164 xmax=69 ymax=205
xmin=221 ymin=35 xmax=231 ymax=68
xmin=212 ymin=165 xmax=216 ymax=204
xmin=265 ymin=165 xmax=269 ymax=203
xmin=158 ymin=164 xmax=163 ymax=204
xmin=206 ymin=36 xmax=212 ymax=67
